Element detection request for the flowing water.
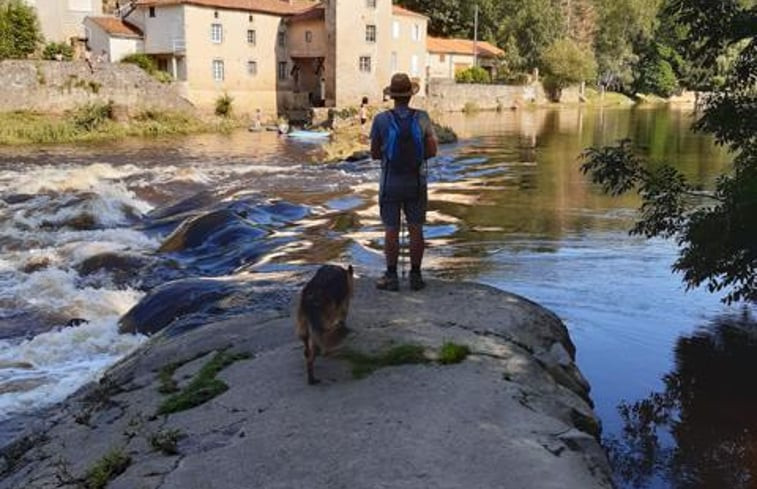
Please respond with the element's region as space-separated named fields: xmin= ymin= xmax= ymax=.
xmin=0 ymin=107 xmax=753 ymax=488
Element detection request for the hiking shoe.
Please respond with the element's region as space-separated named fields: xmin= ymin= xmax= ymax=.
xmin=409 ymin=271 xmax=426 ymax=291
xmin=376 ymin=272 xmax=399 ymax=291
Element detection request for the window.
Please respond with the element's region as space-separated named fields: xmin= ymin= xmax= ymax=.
xmin=212 ymin=59 xmax=224 ymax=81
xmin=390 ymin=52 xmax=397 ymax=72
xmin=247 ymin=29 xmax=256 ymax=45
xmin=248 ymin=14 xmax=254 ymax=22
xmin=411 ymin=54 xmax=419 ymax=76
xmin=211 ymin=23 xmax=223 ymax=43
xmin=305 ymin=30 xmax=312 ymax=43
xmin=366 ymin=0 xmax=376 ymax=7
xmin=278 ymin=31 xmax=286 ymax=47
xmin=365 ymin=25 xmax=376 ymax=43
xmin=359 ymin=56 xmax=371 ymax=73
xmin=412 ymin=24 xmax=420 ymax=41
xmin=148 ymin=6 xmax=155 ymax=17
xmin=213 ymin=10 xmax=219 ymax=18
xmin=392 ymin=20 xmax=399 ymax=39
xmin=278 ymin=61 xmax=287 ymax=80
xmin=247 ymin=60 xmax=257 ymax=76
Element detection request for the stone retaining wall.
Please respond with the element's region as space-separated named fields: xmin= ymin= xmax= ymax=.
xmin=421 ymin=79 xmax=582 ymax=112
xmin=0 ymin=60 xmax=194 ymax=115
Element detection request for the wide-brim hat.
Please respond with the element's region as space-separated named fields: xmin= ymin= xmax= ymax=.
xmin=383 ymin=73 xmax=420 ymax=98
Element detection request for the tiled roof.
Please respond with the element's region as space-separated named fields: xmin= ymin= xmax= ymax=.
xmin=392 ymin=5 xmax=427 ymax=19
xmin=427 ymin=36 xmax=503 ymax=58
xmin=87 ymin=16 xmax=143 ymax=38
xmin=136 ymin=0 xmax=315 ymax=15
xmin=287 ymin=3 xmax=323 ymax=22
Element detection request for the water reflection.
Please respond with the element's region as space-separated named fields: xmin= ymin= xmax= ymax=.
xmin=606 ymin=310 xmax=757 ymax=489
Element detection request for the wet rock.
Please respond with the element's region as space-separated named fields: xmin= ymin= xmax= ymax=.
xmin=0 ymin=361 xmax=34 ymax=370
xmin=76 ymin=252 xmax=154 ymax=285
xmin=158 ymin=209 xmax=263 ymax=253
xmin=20 ymin=256 xmax=51 ymax=274
xmin=345 ymin=150 xmax=371 ymax=162
xmin=65 ymin=318 xmax=89 ymax=327
xmin=0 ymin=378 xmax=47 ymax=395
xmin=118 ymin=278 xmax=238 ymax=335
xmin=2 ymin=194 xmax=35 ymax=205
xmin=148 ymin=190 xmax=218 ymax=222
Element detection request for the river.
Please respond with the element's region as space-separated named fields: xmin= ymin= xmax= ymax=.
xmin=0 ymin=107 xmax=753 ymax=488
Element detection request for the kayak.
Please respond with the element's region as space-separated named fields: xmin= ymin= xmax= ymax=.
xmin=288 ymin=130 xmax=331 ymax=139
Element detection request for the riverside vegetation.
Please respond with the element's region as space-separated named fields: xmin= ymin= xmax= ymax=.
xmin=0 ymin=101 xmax=242 ymax=145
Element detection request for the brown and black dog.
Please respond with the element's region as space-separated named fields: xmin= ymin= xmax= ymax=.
xmin=295 ymin=264 xmax=354 ymax=384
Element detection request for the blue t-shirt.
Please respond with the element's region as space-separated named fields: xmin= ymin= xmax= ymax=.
xmin=370 ymin=107 xmax=435 ymax=189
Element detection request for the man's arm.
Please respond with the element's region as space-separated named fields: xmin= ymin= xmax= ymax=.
xmin=370 ymin=117 xmax=382 ymax=160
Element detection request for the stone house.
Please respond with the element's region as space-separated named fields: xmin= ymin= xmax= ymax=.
xmin=427 ymin=36 xmax=503 ymax=80
xmin=88 ymin=0 xmax=427 ymax=116
xmin=84 ymin=17 xmax=144 ymax=62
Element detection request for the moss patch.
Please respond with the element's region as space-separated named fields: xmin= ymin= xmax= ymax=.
xmin=84 ymin=449 xmax=131 ymax=489
xmin=438 ymin=342 xmax=471 ymax=364
xmin=340 ymin=344 xmax=429 ymax=379
xmin=149 ymin=428 xmax=185 ymax=455
xmin=157 ymin=351 xmax=251 ymax=415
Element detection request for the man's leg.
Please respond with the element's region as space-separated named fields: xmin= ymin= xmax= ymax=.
xmin=408 ymin=224 xmax=424 ymax=270
xmin=404 ymin=193 xmax=427 ymax=290
xmin=377 ymin=201 xmax=400 ymax=291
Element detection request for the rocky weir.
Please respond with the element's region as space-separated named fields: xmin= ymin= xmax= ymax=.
xmin=0 ymin=277 xmax=612 ymax=489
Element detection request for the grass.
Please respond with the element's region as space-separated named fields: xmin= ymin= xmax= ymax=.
xmin=148 ymin=428 xmax=185 ymax=455
xmin=340 ymin=342 xmax=474 ymax=378
xmin=0 ymin=109 xmax=237 ymax=145
xmin=157 ymin=351 xmax=251 ymax=415
xmin=438 ymin=342 xmax=471 ymax=365
xmin=340 ymin=344 xmax=430 ymax=379
xmin=84 ymin=449 xmax=131 ymax=489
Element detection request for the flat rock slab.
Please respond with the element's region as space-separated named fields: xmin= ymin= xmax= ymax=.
xmin=0 ymin=279 xmax=612 ymax=489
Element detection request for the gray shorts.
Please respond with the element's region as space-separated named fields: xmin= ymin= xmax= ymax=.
xmin=380 ymin=191 xmax=427 ymax=229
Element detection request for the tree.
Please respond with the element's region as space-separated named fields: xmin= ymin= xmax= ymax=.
xmin=581 ymin=0 xmax=757 ymax=304
xmin=633 ymin=42 xmax=680 ymax=96
xmin=495 ymin=0 xmax=565 ymax=70
xmin=0 ymin=0 xmax=42 ymax=59
xmin=540 ymin=38 xmax=597 ymax=100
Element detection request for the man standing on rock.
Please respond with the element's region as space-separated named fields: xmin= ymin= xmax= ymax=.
xmin=370 ymin=73 xmax=437 ymax=291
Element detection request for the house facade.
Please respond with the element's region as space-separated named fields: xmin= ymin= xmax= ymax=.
xmin=25 ymin=0 xmax=102 ymax=43
xmin=98 ymin=0 xmax=427 ymax=116
xmin=84 ymin=17 xmax=144 ymax=62
xmin=427 ymin=36 xmax=503 ymax=80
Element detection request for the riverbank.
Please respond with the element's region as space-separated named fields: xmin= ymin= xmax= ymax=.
xmin=0 ymin=278 xmax=612 ymax=488
xmin=0 ymin=109 xmax=244 ymax=146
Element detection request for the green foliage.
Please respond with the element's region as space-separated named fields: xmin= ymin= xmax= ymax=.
xmin=157 ymin=351 xmax=250 ymax=415
xmin=438 ymin=342 xmax=471 ymax=364
xmin=496 ymin=0 xmax=565 ymax=70
xmin=455 ymin=66 xmax=491 ymax=84
xmin=462 ymin=101 xmax=479 ymax=113
xmin=541 ymin=38 xmax=597 ymax=99
xmin=42 ymin=42 xmax=73 ymax=61
xmin=70 ymin=101 xmax=114 ymax=131
xmin=634 ymin=51 xmax=678 ymax=97
xmin=0 ymin=0 xmax=41 ymax=59
xmin=340 ymin=344 xmax=429 ymax=379
xmin=120 ymin=52 xmax=157 ymax=73
xmin=214 ymin=93 xmax=233 ymax=117
xmin=432 ymin=121 xmax=458 ymax=144
xmin=85 ymin=449 xmax=131 ymax=489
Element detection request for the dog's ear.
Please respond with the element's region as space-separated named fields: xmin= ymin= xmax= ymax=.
xmin=348 ymin=265 xmax=354 ymax=276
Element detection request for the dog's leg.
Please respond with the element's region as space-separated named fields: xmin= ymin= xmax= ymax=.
xmin=306 ymin=337 xmax=320 ymax=385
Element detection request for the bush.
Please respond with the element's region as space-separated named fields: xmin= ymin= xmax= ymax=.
xmin=70 ymin=101 xmax=114 ymax=131
xmin=215 ymin=93 xmax=233 ymax=117
xmin=455 ymin=66 xmax=491 ymax=84
xmin=42 ymin=41 xmax=73 ymax=61
xmin=0 ymin=0 xmax=41 ymax=59
xmin=634 ymin=45 xmax=679 ymax=98
xmin=120 ymin=53 xmax=157 ymax=73
xmin=462 ymin=101 xmax=479 ymax=114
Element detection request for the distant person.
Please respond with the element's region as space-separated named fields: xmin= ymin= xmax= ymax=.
xmin=83 ymin=48 xmax=94 ymax=73
xmin=319 ymin=76 xmax=326 ymax=106
xmin=250 ymin=108 xmax=263 ymax=132
xmin=359 ymin=96 xmax=369 ymax=126
xmin=370 ymin=73 xmax=437 ymax=291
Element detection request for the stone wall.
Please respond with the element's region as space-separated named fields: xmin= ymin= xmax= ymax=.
xmin=0 ymin=60 xmax=194 ymax=115
xmin=422 ymin=79 xmax=581 ymax=112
